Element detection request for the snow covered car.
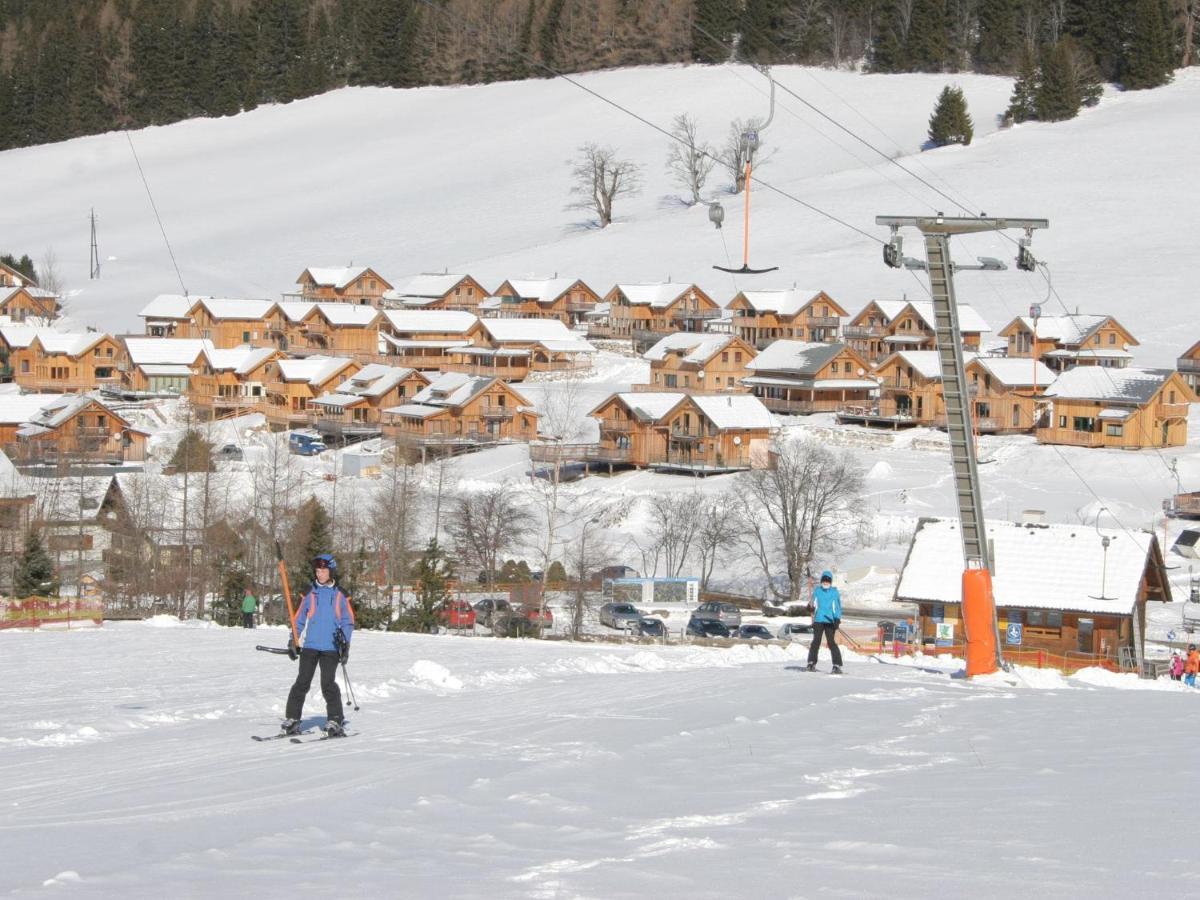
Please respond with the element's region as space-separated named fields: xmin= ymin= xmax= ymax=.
xmin=599 ymin=602 xmax=642 ymax=630
xmin=215 ymin=443 xmax=244 ymax=460
xmin=737 ymin=624 xmax=774 ymax=640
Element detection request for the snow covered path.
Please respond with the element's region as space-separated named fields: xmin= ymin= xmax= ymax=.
xmin=2 ymin=623 xmax=1198 ymax=898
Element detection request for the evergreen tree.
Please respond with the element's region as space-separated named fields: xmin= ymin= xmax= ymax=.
xmin=905 ymin=0 xmax=950 ymax=71
xmin=0 ymin=254 xmax=38 ymax=284
xmin=1004 ymin=45 xmax=1040 ymax=123
xmin=538 ymin=0 xmax=566 ymax=69
xmin=168 ymin=428 xmax=216 ymax=473
xmin=1122 ymin=0 xmax=1175 ymax=88
xmin=1035 ymin=40 xmax=1083 ymax=122
xmin=976 ymin=0 xmax=1022 ymax=73
xmin=1065 ymin=0 xmax=1127 ymax=81
xmin=870 ymin=1 xmax=909 ymax=72
xmin=288 ymin=496 xmax=332 ymax=595
xmin=692 ymin=0 xmax=741 ymax=63
xmin=927 ymin=85 xmax=974 ymax=145
xmin=394 ymin=537 xmax=452 ymax=633
xmin=739 ymin=0 xmax=786 ymax=65
xmin=14 ymin=528 xmax=57 ymax=598
xmin=545 ymin=560 xmax=568 ymax=583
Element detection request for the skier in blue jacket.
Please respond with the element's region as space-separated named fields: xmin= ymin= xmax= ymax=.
xmin=806 ymin=570 xmax=843 ymax=674
xmin=281 ymin=554 xmax=355 ymax=736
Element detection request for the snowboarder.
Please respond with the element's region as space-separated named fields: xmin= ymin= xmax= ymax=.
xmin=806 ymin=570 xmax=843 ymax=674
xmin=281 ymin=554 xmax=355 ymax=736
xmin=1185 ymin=645 xmax=1199 ymax=688
xmin=241 ymin=592 xmax=257 ymax=629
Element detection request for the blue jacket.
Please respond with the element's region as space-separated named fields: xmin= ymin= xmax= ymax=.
xmin=295 ymin=581 xmax=354 ymax=652
xmin=812 ymin=573 xmax=842 ymax=624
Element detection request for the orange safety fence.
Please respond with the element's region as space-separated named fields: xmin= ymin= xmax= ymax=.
xmin=869 ymin=628 xmax=1129 ymax=676
xmin=0 ymin=596 xmax=104 ymax=631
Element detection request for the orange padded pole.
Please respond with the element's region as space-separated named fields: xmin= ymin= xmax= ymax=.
xmin=962 ymin=567 xmax=999 ymax=677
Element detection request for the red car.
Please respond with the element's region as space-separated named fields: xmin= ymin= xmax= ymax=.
xmin=438 ymin=599 xmax=477 ymax=629
xmin=517 ymin=604 xmax=553 ymax=631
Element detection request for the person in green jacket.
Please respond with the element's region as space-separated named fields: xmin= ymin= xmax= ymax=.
xmin=241 ymin=593 xmax=257 ymax=629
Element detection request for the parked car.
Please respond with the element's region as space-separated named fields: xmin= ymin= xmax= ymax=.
xmin=288 ymin=432 xmax=327 ymax=456
xmin=692 ymin=600 xmax=742 ymax=630
xmin=599 ymin=602 xmax=643 ymax=630
xmin=636 ymin=617 xmax=666 ymax=638
xmin=517 ymin=603 xmax=554 ymax=632
xmin=737 ymin=624 xmax=774 ymax=641
xmin=216 ymin=443 xmax=243 ymax=460
xmin=777 ymin=622 xmax=813 ymax=640
xmin=437 ymin=599 xmax=477 ymax=629
xmin=472 ymin=597 xmax=512 ymax=628
xmin=687 ymin=617 xmax=731 ymax=639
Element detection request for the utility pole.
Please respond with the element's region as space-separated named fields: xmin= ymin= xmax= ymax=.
xmin=89 ymin=209 xmax=101 ymax=280
xmin=879 ymin=214 xmax=1048 ymax=674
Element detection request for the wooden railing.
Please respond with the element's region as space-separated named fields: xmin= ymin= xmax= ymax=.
xmin=1038 ymin=429 xmax=1106 ymax=447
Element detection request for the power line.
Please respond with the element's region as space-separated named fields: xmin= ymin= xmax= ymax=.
xmin=125 ymin=130 xmax=188 ymax=297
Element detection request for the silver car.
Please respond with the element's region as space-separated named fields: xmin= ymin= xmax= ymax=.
xmin=599 ymin=602 xmax=642 ymax=630
xmin=692 ymin=600 xmax=742 ymax=630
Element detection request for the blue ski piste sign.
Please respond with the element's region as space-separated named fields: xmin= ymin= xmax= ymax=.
xmin=1006 ymin=623 xmax=1023 ymax=646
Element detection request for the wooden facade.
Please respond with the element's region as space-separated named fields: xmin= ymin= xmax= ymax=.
xmin=182 ymin=299 xmax=277 ymax=347
xmin=189 ymin=347 xmax=282 ymax=420
xmin=12 ymin=333 xmax=123 ymax=394
xmin=118 ymin=338 xmax=212 ymax=397
xmin=9 ymin=396 xmax=147 ymax=467
xmin=290 ymin=304 xmax=382 ymax=357
xmin=307 ymin=365 xmax=430 ymax=443
xmin=488 ymin=278 xmax=602 ymax=326
xmin=382 ymin=374 xmax=538 ymax=454
xmin=744 ymin=341 xmax=875 ymax=415
xmin=606 ymin=283 xmax=721 ymax=347
xmin=379 ymin=310 xmax=484 ymax=371
xmin=727 ymin=289 xmax=847 ymax=350
xmin=385 ymin=274 xmax=491 ymax=313
xmin=0 ymin=286 xmax=60 ymax=322
xmin=263 ymin=356 xmax=361 ymax=430
xmin=1038 ymin=367 xmax=1196 ymax=449
xmin=1176 ymin=339 xmax=1200 ymax=394
xmin=293 ymin=267 xmax=392 ymax=307
xmin=838 ymin=350 xmax=944 ymax=427
xmin=843 ymin=300 xmax=904 ymax=363
xmin=963 ymin=357 xmax=1055 ymax=434
xmin=643 ymin=334 xmax=756 ymax=393
xmin=998 ymin=314 xmax=1138 ymax=372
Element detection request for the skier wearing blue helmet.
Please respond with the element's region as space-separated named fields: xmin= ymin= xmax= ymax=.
xmin=280 ymin=553 xmax=355 ymax=736
xmin=806 ymin=570 xmax=843 ymax=674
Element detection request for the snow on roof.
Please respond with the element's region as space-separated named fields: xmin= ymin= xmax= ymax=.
xmin=139 ymin=364 xmax=195 ymax=377
xmin=331 ymin=363 xmax=418 ymax=398
xmin=31 ymin=475 xmax=114 ymax=522
xmin=1011 ymin=314 xmax=1114 ymax=346
xmin=315 ymin=303 xmax=380 ymax=326
xmin=609 ymin=392 xmax=687 ymax=421
xmin=898 ymin=517 xmax=1164 ymax=615
xmin=32 ymin=332 xmax=107 ymax=356
xmin=411 ymin=371 xmax=492 ymax=407
xmin=903 ymin=301 xmax=989 ymax=333
xmin=613 ymin=283 xmax=689 ymax=309
xmin=389 ymin=273 xmax=475 ymax=298
xmin=501 ymin=278 xmax=581 ymax=304
xmin=0 ymin=393 xmax=67 ymax=425
xmin=303 ymin=266 xmax=371 ymax=289
xmin=193 ymin=298 xmax=276 ymax=320
xmin=746 ymin=340 xmax=846 ymax=376
xmin=139 ymin=294 xmax=197 ymax=320
xmin=969 ymin=356 xmax=1056 ymax=388
xmin=856 ymin=299 xmax=909 ymax=323
xmin=311 ymin=392 xmax=366 ymax=409
xmin=276 ymin=356 xmax=354 ymax=385
xmin=0 ymin=325 xmax=61 ymax=349
xmin=1043 ymin=366 xmax=1175 ymax=404
xmin=643 ymin=333 xmax=733 ymax=364
xmin=383 ymin=310 xmax=478 ymax=334
xmin=736 ymin=289 xmax=828 ymax=316
xmin=381 ymin=336 xmax=472 ymax=350
xmin=0 ymin=443 xmax=30 ymax=496
xmin=19 ymin=394 xmax=117 ymax=431
xmin=691 ymin=394 xmax=775 ymax=430
xmin=480 ymin=318 xmax=594 ymax=349
xmin=203 ymin=345 xmax=277 ymax=375
xmin=0 ymin=286 xmax=58 ymax=304
xmin=276 ymin=301 xmax=316 ymax=322
xmin=124 ymin=338 xmax=213 ymax=365
xmin=887 ymin=350 xmax=972 ymax=381
xmin=384 ymin=403 xmax=444 ymax=419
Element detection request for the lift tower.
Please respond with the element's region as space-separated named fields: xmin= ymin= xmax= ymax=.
xmin=878 ymin=214 xmax=1048 ymax=673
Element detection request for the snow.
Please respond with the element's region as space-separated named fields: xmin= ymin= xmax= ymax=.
xmin=275 ymin=356 xmax=354 ymax=385
xmin=193 ymin=297 xmax=275 ymax=320
xmin=611 ymin=282 xmax=693 ymax=309
xmin=736 ymin=288 xmax=827 ymax=315
xmin=1043 ymin=365 xmax=1175 ymax=403
xmin=642 ymin=332 xmax=734 ymax=364
xmin=123 ymin=337 xmax=212 ymax=364
xmin=479 ymin=317 xmax=594 ymax=348
xmin=691 ymin=393 xmax=775 ymax=430
xmin=969 ymin=355 xmax=1056 ymax=387
xmin=382 ymin=309 xmax=479 ymax=334
xmin=301 ymin=266 xmax=375 ymax=289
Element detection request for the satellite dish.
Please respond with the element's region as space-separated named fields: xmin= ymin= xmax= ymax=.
xmin=697 ymin=371 xmax=705 ymax=379
xmin=733 ymin=435 xmax=742 ymax=446
xmin=857 ymin=367 xmax=865 ymax=376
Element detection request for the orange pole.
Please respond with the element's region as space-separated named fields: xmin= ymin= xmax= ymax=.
xmin=962 ymin=567 xmax=999 ymax=677
xmin=742 ymin=160 xmax=753 ymax=266
xmin=275 ymin=540 xmax=301 ymax=647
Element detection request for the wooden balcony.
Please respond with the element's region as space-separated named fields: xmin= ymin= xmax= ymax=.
xmin=1160 ymin=402 xmax=1191 ymax=419
xmin=805 ymin=315 xmax=841 ymax=328
xmin=836 ymin=403 xmax=921 ymax=428
xmin=843 ymin=325 xmax=885 ymax=339
xmin=667 ymin=424 xmax=705 ymax=441
xmin=1037 ymin=428 xmax=1106 ymax=448
xmin=599 ymin=418 xmax=636 ymax=433
xmin=1177 ymin=358 xmax=1200 ymax=373
xmin=529 ymin=443 xmax=632 ymax=464
xmin=672 ymin=308 xmax=722 ymax=321
xmin=650 ymin=450 xmax=752 ymax=474
xmin=480 ymin=405 xmax=515 ymax=420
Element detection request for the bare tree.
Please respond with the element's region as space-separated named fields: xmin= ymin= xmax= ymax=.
xmin=729 ymin=437 xmax=866 ymax=608
xmin=640 ymin=492 xmax=702 ymax=577
xmin=695 ymin=491 xmax=739 ymax=591
xmin=720 ymin=117 xmax=769 ymax=193
xmin=565 ymin=498 xmax=629 ymax=639
xmin=665 ymin=113 xmax=717 ymax=205
xmin=369 ymin=445 xmax=426 ymax=611
xmin=445 ymin=481 xmax=535 ymax=590
xmin=1176 ymin=0 xmax=1198 ymax=65
xmin=567 ymin=142 xmax=643 ymax=228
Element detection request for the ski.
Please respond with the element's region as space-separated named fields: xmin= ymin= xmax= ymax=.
xmin=252 ymin=730 xmax=315 ymax=742
xmin=290 ymin=731 xmax=356 ymax=744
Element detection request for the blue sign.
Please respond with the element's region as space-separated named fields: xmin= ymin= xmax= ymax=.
xmin=1006 ymin=623 xmax=1023 ymax=646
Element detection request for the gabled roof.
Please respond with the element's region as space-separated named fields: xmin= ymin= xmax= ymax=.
xmin=312 ymin=303 xmax=380 ymax=327
xmin=643 ymin=333 xmax=737 ymax=365
xmin=733 ymin=289 xmax=842 ymax=317
xmin=190 ymin=298 xmax=277 ymax=321
xmin=31 ymin=475 xmax=114 ymax=522
xmin=123 ymin=338 xmax=213 ymax=366
xmin=388 ymin=273 xmax=479 ymax=299
xmin=409 ymin=372 xmax=495 ymax=408
xmin=1002 ymin=314 xmax=1136 ymax=348
xmin=746 ymin=340 xmax=849 ymax=376
xmin=499 ymin=278 xmax=588 ymax=304
xmin=203 ymin=345 xmax=278 ymax=375
xmin=0 ymin=392 xmax=67 ymax=425
xmin=330 ymin=364 xmax=422 ymax=399
xmin=276 ymin=301 xmax=317 ymax=322
xmin=894 ymin=301 xmax=988 ymax=334
xmin=30 ymin=332 xmax=109 ymax=357
xmin=139 ymin=294 xmax=197 ymax=321
xmin=898 ymin=517 xmax=1168 ymax=615
xmin=611 ymin=283 xmax=694 ymax=309
xmin=479 ymin=318 xmax=594 ymax=350
xmin=17 ymin=395 xmax=126 ymax=435
xmin=877 ymin=350 xmax=973 ymax=381
xmin=300 ymin=266 xmax=387 ymax=290
xmin=598 ymin=392 xmax=688 ymax=422
xmin=850 ymin=299 xmax=909 ymax=325
xmin=1042 ymin=366 xmax=1180 ymax=404
xmin=968 ymin=356 xmax=1056 ymax=388
xmin=0 ymin=286 xmax=59 ymax=306
xmin=382 ymin=310 xmax=479 ymax=334
xmin=275 ymin=356 xmax=356 ymax=386
xmin=0 ymin=325 xmax=62 ymax=349
xmin=691 ymin=394 xmax=775 ymax=430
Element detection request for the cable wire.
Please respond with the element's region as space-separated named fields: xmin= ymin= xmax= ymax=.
xmin=126 ymin=130 xmax=188 ymax=297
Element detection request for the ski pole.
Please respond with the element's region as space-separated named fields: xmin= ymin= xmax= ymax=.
xmin=341 ymin=660 xmax=360 ymax=711
xmin=255 ymin=645 xmax=292 ymax=655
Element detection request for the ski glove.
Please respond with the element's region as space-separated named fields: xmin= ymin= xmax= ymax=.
xmin=340 ymin=644 xmax=349 ymax=664
xmin=287 ymin=637 xmax=299 ymax=660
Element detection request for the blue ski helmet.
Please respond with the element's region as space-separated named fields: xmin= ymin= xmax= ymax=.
xmin=312 ymin=553 xmax=338 ymax=574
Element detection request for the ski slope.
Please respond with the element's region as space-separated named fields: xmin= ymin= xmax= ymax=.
xmin=2 ymin=65 xmax=1198 ymax=364
xmin=1 ymin=621 xmax=1196 ymax=898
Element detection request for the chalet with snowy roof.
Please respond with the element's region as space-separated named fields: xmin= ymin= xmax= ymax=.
xmin=384 ymin=273 xmax=490 ymax=313
xmin=190 ymin=345 xmax=282 ymax=420
xmin=118 ymin=338 xmax=214 ymax=397
xmin=998 ymin=313 xmax=1137 ymax=372
xmin=11 ymin=395 xmax=147 ymax=467
xmin=605 ymin=283 xmax=721 ymax=348
xmin=0 ymin=261 xmax=31 ymax=288
xmin=0 ymin=285 xmax=61 ymax=323
xmin=181 ymin=298 xmax=277 ymax=347
xmin=844 ymin=299 xmax=910 ymax=362
xmin=485 ymin=278 xmax=602 ymax=327
xmin=139 ymin=294 xmax=195 ymax=337
xmin=289 ymin=303 xmax=382 ymax=358
xmin=308 ymin=364 xmax=429 ymax=444
xmin=743 ymin=340 xmax=875 ymax=415
xmin=877 ymin=300 xmax=989 ymax=356
xmin=378 ymin=310 xmax=483 ymax=370
xmin=15 ymin=332 xmax=122 ymax=394
xmin=449 ymin=318 xmax=596 ymax=380
xmin=897 ymin=517 xmax=1171 ymax=670
xmin=1176 ymin=339 xmax=1200 ymax=394
xmin=382 ymin=373 xmax=537 ymax=458
xmin=554 ymin=391 xmax=774 ymax=474
xmin=837 ymin=350 xmax=959 ymax=428
xmin=30 ymin=475 xmax=122 ymax=592
xmin=0 ymin=393 xmax=66 ymax=446
xmin=1038 ymin=366 xmax=1195 ymax=449
xmin=964 ymin=356 xmax=1056 ymax=434
xmin=727 ymin=289 xmax=847 ymax=350
xmin=263 ymin=356 xmax=360 ymax=431
xmin=641 ymin=333 xmax=755 ymax=394
xmin=292 ymin=266 xmax=392 ymax=307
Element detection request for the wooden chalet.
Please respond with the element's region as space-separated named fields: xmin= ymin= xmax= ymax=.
xmin=0 ymin=261 xmax=32 ymax=288
xmin=289 ymin=303 xmax=382 ymax=358
xmin=290 ymin=266 xmax=392 ymax=307
xmin=138 ymin=294 xmax=194 ymax=337
xmin=964 ymin=356 xmax=1056 ymax=434
xmin=0 ymin=452 xmax=35 ymax=595
xmin=384 ymin=273 xmax=491 ymax=313
xmin=15 ymin=332 xmax=123 ymax=394
xmin=641 ymin=333 xmax=756 ymax=393
xmin=190 ymin=345 xmax=281 ymax=420
xmin=181 ymin=298 xmax=277 ymax=347
xmin=2 ymin=326 xmax=62 ymax=383
xmin=263 ymin=356 xmax=360 ymax=431
xmin=0 ymin=285 xmax=61 ymax=323
xmin=726 ymin=289 xmax=847 ymax=350
xmin=1179 ymin=339 xmax=1200 ymax=394
xmin=1038 ymin=366 xmax=1196 ymax=449
xmin=379 ymin=310 xmax=483 ymax=370
xmin=843 ymin=299 xmax=910 ymax=363
xmin=485 ymin=278 xmax=602 ymax=326
xmin=874 ymin=300 xmax=989 ymax=357
xmin=382 ymin=372 xmax=538 ymax=457
xmin=837 ymin=350 xmax=948 ymax=428
xmin=0 ymin=393 xmax=67 ymax=447
xmin=998 ymin=313 xmax=1138 ymax=372
xmin=605 ymin=283 xmax=721 ymax=350
xmin=117 ymin=338 xmax=214 ymax=397
xmin=308 ymin=364 xmax=430 ymax=444
xmin=11 ymin=395 xmax=148 ymax=467
xmin=897 ymin=517 xmax=1171 ymax=670
xmin=29 ymin=475 xmax=122 ymax=593
xmin=451 ymin=318 xmax=595 ymax=379
xmin=743 ymin=340 xmax=875 ymax=415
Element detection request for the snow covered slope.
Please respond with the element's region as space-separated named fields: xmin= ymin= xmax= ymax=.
xmin=3 ymin=65 xmax=1197 ymax=363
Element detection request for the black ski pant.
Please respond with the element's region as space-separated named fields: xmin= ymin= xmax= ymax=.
xmin=242 ymin=612 xmax=254 ymax=628
xmin=807 ymin=621 xmax=843 ymax=668
xmin=286 ymin=649 xmax=343 ymax=723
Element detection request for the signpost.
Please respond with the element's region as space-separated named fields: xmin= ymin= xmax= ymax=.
xmin=936 ymin=622 xmax=955 ymax=647
xmin=1006 ymin=622 xmax=1023 ymax=646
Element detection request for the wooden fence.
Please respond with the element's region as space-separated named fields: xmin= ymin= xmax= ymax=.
xmin=1 ymin=596 xmax=104 ymax=630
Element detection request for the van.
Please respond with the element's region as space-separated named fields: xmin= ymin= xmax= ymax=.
xmin=288 ymin=432 xmax=327 ymax=456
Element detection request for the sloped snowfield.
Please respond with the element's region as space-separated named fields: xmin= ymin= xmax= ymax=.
xmin=2 ymin=622 xmax=1198 ymax=898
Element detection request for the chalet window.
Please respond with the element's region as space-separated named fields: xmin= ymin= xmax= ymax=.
xmin=1108 ymin=333 xmax=1115 ymax=345
xmin=21 ymin=360 xmax=29 ymax=373
xmin=734 ymin=352 xmax=742 ymax=363
xmin=1059 ymin=415 xmax=1067 ymax=428
xmin=370 ymin=280 xmax=377 ymax=290
xmin=727 ymin=377 xmax=735 ymax=386
xmin=97 ymin=415 xmax=106 ymax=427
xmin=1105 ymin=424 xmax=1123 ymax=437
xmin=1094 ymin=335 xmax=1101 ymax=345
xmin=242 ymin=332 xmax=251 ymax=343
xmin=1012 ymin=405 xmax=1021 ymax=427
xmin=664 ymin=374 xmax=677 ymax=388
xmin=1169 ymin=390 xmax=1176 ymax=403
xmin=1072 ymin=417 xmax=1096 ymax=432
xmin=722 ymin=352 xmax=729 ymax=363
xmin=1026 ymin=610 xmax=1063 ymax=633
